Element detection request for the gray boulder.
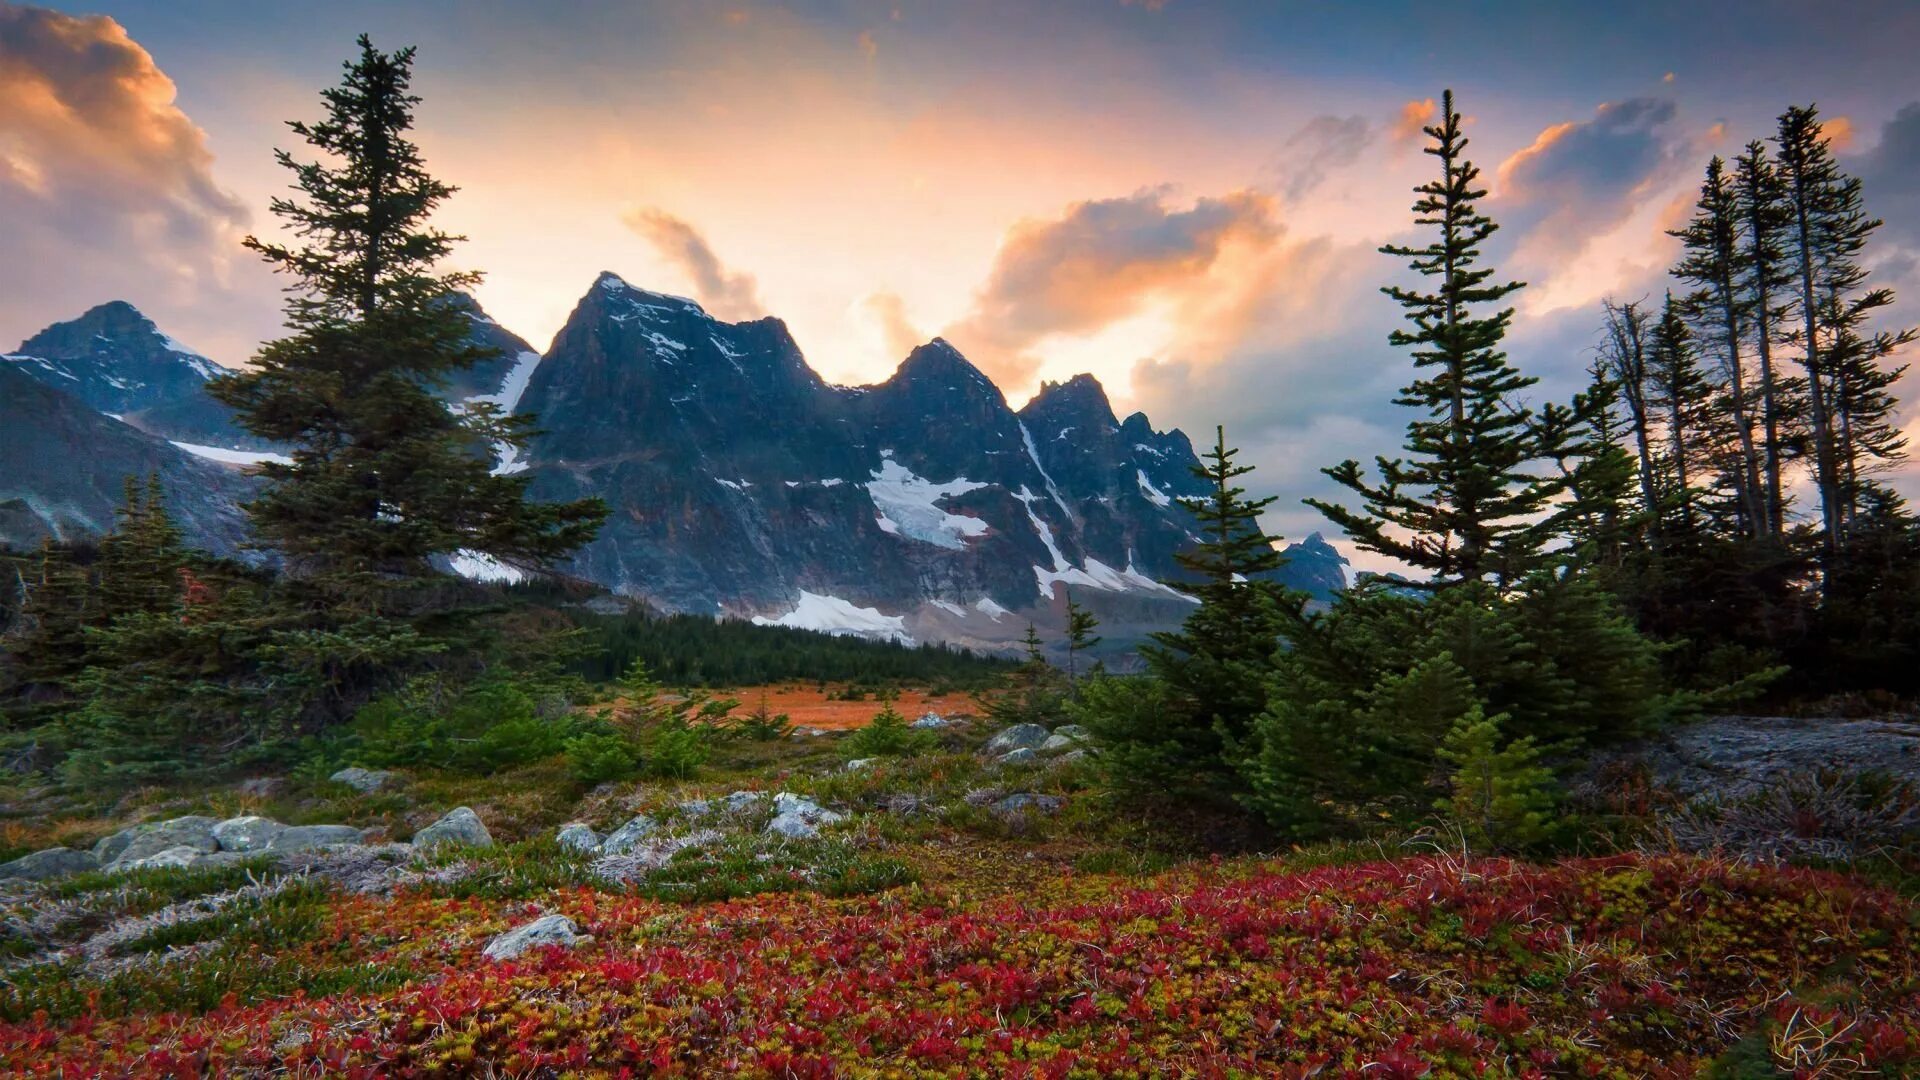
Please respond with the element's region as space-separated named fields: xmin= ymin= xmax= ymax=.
xmin=677 ymin=791 xmax=766 ymax=819
xmin=911 ymin=712 xmax=949 ymax=729
xmin=844 ymin=758 xmax=876 ymax=772
xmin=0 ymin=846 xmax=99 ymax=881
xmin=329 ymin=767 xmax=397 ymax=794
xmin=268 ymin=824 xmax=365 ymax=854
xmin=991 ymin=793 xmax=1064 ymax=822
xmin=1581 ymin=715 xmax=1920 ymax=801
xmin=984 ymin=724 xmax=1050 ymax=754
xmin=766 ymin=793 xmax=844 ymax=839
xmin=789 ymin=726 xmax=829 ymax=737
xmin=212 ymin=815 xmax=287 ymax=853
xmin=556 ymin=822 xmax=602 ymax=853
xmin=94 ymin=816 xmax=219 ymax=868
xmin=1041 ymin=725 xmax=1090 ymax=753
xmin=481 ymin=914 xmax=580 ymax=961
xmin=1053 ymin=749 xmax=1091 ymax=766
xmin=112 ymin=844 xmax=210 ymax=872
xmin=997 ymin=748 xmax=1039 ymax=766
xmin=411 ymin=807 xmax=493 ymax=853
xmin=592 ymin=830 xmax=720 ymax=883
xmin=601 ymin=815 xmax=659 ymax=855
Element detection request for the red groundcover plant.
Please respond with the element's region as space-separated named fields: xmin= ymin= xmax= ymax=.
xmin=4 ymin=853 xmax=1916 ymax=1077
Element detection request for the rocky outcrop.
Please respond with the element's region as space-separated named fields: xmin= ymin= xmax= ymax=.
xmin=0 ymin=847 xmax=99 ymax=881
xmin=1584 ymin=715 xmax=1920 ymax=800
xmin=410 ymin=807 xmax=493 ymax=852
xmin=482 ymin=914 xmax=582 ymax=961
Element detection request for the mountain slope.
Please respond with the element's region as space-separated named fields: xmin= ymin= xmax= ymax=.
xmin=0 ymin=363 xmax=255 ymax=556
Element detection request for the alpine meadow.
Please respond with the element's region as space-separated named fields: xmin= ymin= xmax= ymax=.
xmin=3 ymin=4 xmax=1920 ymax=1076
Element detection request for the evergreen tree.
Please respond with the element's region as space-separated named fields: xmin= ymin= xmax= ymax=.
xmin=979 ymin=623 xmax=1067 ymax=728
xmin=1434 ymin=707 xmax=1557 ymax=851
xmin=1062 ymin=589 xmax=1102 ymax=691
xmin=1312 ymin=89 xmax=1570 ymax=588
xmin=1732 ymin=142 xmax=1796 ymax=534
xmin=1646 ymin=293 xmax=1718 ymax=534
xmin=1775 ymin=104 xmax=1851 ymax=550
xmin=209 ymin=36 xmax=604 ymax=721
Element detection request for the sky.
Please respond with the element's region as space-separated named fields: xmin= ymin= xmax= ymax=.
xmin=6 ymin=0 xmax=1920 ymax=571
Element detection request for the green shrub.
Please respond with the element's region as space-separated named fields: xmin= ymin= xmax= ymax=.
xmin=842 ymin=702 xmax=934 ymax=759
xmin=643 ymin=717 xmax=710 ymax=779
xmin=565 ymin=730 xmax=640 ymax=784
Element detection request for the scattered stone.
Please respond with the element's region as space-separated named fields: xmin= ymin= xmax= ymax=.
xmin=984 ymin=724 xmax=1050 ymax=754
xmin=211 ymin=816 xmax=287 ymax=853
xmin=998 ymin=748 xmax=1039 ymax=766
xmin=0 ymin=847 xmax=99 ymax=882
xmin=844 ymin=758 xmax=876 ymax=772
xmin=236 ymin=777 xmax=285 ymax=798
xmin=879 ymin=793 xmax=934 ymax=816
xmin=592 ymin=830 xmax=722 ymax=883
xmin=279 ymin=843 xmax=453 ymax=896
xmin=1053 ymin=749 xmax=1091 ymax=766
xmin=481 ymin=914 xmax=580 ymax=961
xmin=94 ymin=817 xmax=219 ymax=869
xmin=991 ymin=793 xmax=1064 ymax=822
xmin=766 ymin=793 xmax=844 ymax=840
xmin=677 ymin=791 xmax=766 ymax=819
xmin=411 ymin=807 xmax=493 ymax=853
xmin=601 ymin=815 xmax=660 ymax=855
xmin=111 ymin=845 xmax=208 ymax=873
xmin=911 ymin=712 xmax=949 ymax=729
xmin=789 ymin=725 xmax=830 ymax=738
xmin=962 ymin=788 xmax=1006 ymax=807
xmin=1041 ymin=725 xmax=1089 ymax=753
xmin=328 ymin=767 xmax=397 ymax=794
xmin=555 ymin=822 xmax=602 ymax=853
xmin=267 ymin=824 xmax=364 ymax=855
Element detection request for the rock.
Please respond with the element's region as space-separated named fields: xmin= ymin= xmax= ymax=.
xmin=997 ymin=748 xmax=1039 ymax=766
xmin=844 ymin=758 xmax=876 ymax=772
xmin=1041 ymin=725 xmax=1090 ymax=753
xmin=962 ymin=787 xmax=1005 ymax=807
xmin=601 ymin=815 xmax=659 ymax=855
xmin=329 ymin=767 xmax=397 ymax=794
xmin=592 ymin=830 xmax=721 ymax=882
xmin=111 ymin=844 xmax=209 ymax=872
xmin=556 ymin=822 xmax=602 ymax=853
xmin=212 ymin=815 xmax=287 ymax=853
xmin=879 ymin=793 xmax=934 ymax=816
xmin=789 ymin=725 xmax=829 ymax=738
xmin=1580 ymin=715 xmax=1920 ymax=802
xmin=1053 ymin=724 xmax=1089 ymax=740
xmin=0 ymin=846 xmax=99 ymax=881
xmin=1053 ymin=749 xmax=1090 ymax=766
xmin=991 ymin=793 xmax=1064 ymax=822
xmin=94 ymin=816 xmax=219 ymax=868
xmin=984 ymin=724 xmax=1050 ymax=754
xmin=481 ymin=914 xmax=580 ymax=961
xmin=911 ymin=712 xmax=949 ymax=729
xmin=236 ymin=777 xmax=285 ymax=798
xmin=766 ymin=793 xmax=844 ymax=839
xmin=411 ymin=807 xmax=493 ymax=853
xmin=678 ymin=791 xmax=766 ymax=819
xmin=267 ymin=824 xmax=364 ymax=854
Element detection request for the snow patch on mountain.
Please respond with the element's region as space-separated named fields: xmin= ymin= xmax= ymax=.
xmin=450 ymin=550 xmax=526 ymax=584
xmin=752 ymin=591 xmax=912 ymax=644
xmin=169 ymin=441 xmax=293 ymax=467
xmin=1137 ymin=469 xmax=1172 ymax=508
xmin=865 ymin=452 xmax=988 ymax=550
xmin=975 ymin=597 xmax=1010 ymax=620
xmin=1035 ymin=557 xmax=1192 ymax=601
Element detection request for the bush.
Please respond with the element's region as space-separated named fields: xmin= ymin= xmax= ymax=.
xmin=316 ymin=677 xmax=579 ymax=775
xmin=643 ymin=718 xmax=710 ymax=779
xmin=564 ymin=730 xmax=640 ymax=784
xmin=841 ymin=702 xmax=934 ymax=759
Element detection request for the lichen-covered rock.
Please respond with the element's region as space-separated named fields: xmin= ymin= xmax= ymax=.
xmin=212 ymin=816 xmax=287 ymax=853
xmin=111 ymin=845 xmax=209 ymax=872
xmin=329 ymin=767 xmax=397 ymax=794
xmin=411 ymin=807 xmax=493 ymax=853
xmin=998 ymin=747 xmax=1039 ymax=766
xmin=1580 ymin=715 xmax=1920 ymax=801
xmin=991 ymin=793 xmax=1064 ymax=821
xmin=591 ymin=830 xmax=721 ymax=883
xmin=94 ymin=817 xmax=219 ymax=868
xmin=601 ymin=815 xmax=659 ymax=855
xmin=0 ymin=847 xmax=98 ymax=881
xmin=984 ymin=724 xmax=1049 ymax=754
xmin=267 ymin=825 xmax=364 ymax=854
xmin=844 ymin=758 xmax=876 ymax=772
xmin=879 ymin=793 xmax=934 ymax=816
xmin=766 ymin=793 xmax=844 ymax=839
xmin=481 ymin=914 xmax=580 ymax=961
xmin=677 ymin=791 xmax=766 ymax=819
xmin=911 ymin=712 xmax=949 ymax=729
xmin=555 ymin=822 xmax=602 ymax=853
xmin=1041 ymin=725 xmax=1089 ymax=753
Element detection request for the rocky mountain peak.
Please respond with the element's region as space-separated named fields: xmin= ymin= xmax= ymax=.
xmin=1019 ymin=372 xmax=1119 ymax=435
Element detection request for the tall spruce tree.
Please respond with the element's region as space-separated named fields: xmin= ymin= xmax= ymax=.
xmin=1311 ymin=90 xmax=1569 ymax=588
xmin=1646 ymin=293 xmax=1718 ymax=534
xmin=212 ymin=36 xmax=604 ymax=613
xmin=210 ymin=37 xmax=603 ymax=721
xmin=1733 ymin=142 xmax=1795 ymax=534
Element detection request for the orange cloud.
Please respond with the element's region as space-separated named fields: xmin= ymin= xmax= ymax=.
xmin=621 ymin=209 xmax=766 ymax=321
xmin=1826 ymin=115 xmax=1856 ymax=151
xmin=940 ymin=187 xmax=1281 ymax=392
xmin=1390 ymin=98 xmax=1438 ymax=149
xmin=861 ymin=292 xmax=925 ymax=360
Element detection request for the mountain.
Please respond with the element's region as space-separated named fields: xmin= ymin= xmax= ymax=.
xmin=0 ymin=361 xmax=255 ymax=556
xmin=511 ymin=273 xmax=1345 ymax=653
xmin=1 ymin=281 xmax=1347 ymax=654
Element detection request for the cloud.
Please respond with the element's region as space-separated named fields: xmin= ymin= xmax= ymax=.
xmin=1494 ymin=97 xmax=1686 ymax=280
xmin=1390 ymin=98 xmax=1437 ymax=150
xmin=1275 ymin=114 xmax=1371 ymax=201
xmin=860 ymin=291 xmax=925 ymax=359
xmin=622 ymin=208 xmax=767 ymax=321
xmin=0 ymin=3 xmax=266 ymax=360
xmin=1852 ymin=102 xmax=1920 ymax=249
xmin=942 ymin=186 xmax=1280 ymax=390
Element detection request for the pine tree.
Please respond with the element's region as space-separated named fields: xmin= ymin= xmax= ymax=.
xmin=1646 ymin=293 xmax=1719 ymax=534
xmin=96 ymin=476 xmax=189 ymax=621
xmin=1669 ymin=157 xmax=1766 ymax=536
xmin=212 ymin=38 xmax=602 ymax=608
xmin=979 ymin=623 xmax=1066 ymax=728
xmin=1598 ymin=299 xmax=1663 ymax=539
xmin=1733 ymin=142 xmax=1796 ymax=534
xmin=1435 ymin=707 xmax=1557 ymax=851
xmin=1062 ymin=588 xmax=1102 ymax=691
xmin=208 ymin=36 xmax=603 ymax=721
xmin=1311 ymin=89 xmax=1571 ymax=589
